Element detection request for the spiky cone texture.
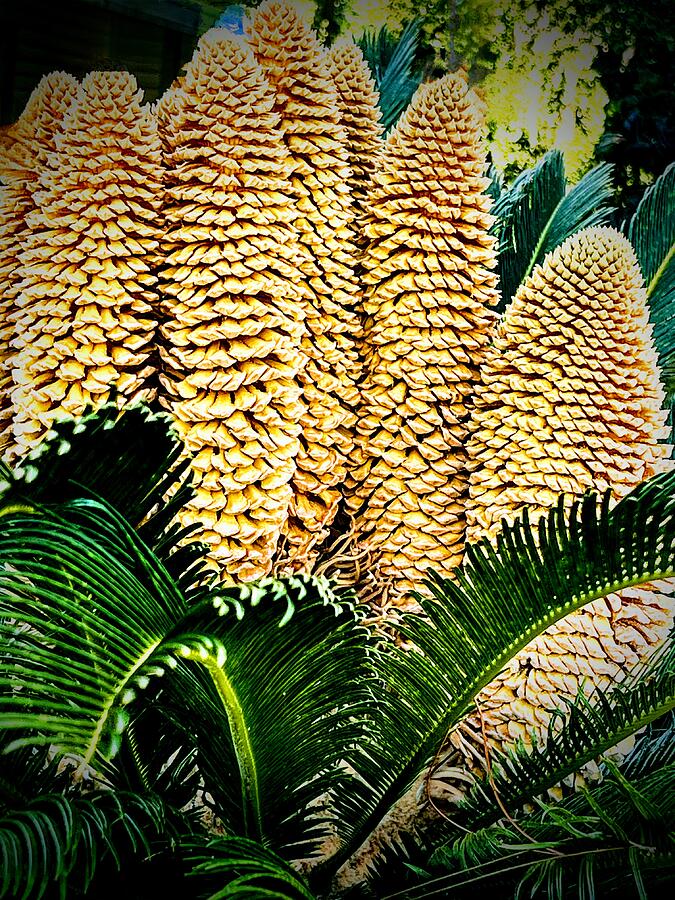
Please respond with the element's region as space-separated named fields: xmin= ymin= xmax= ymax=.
xmin=0 ymin=73 xmax=79 ymax=457
xmin=247 ymin=0 xmax=364 ymax=564
xmin=157 ymin=30 xmax=308 ymax=582
xmin=9 ymin=71 xmax=162 ymax=458
xmin=325 ymin=39 xmax=384 ymax=246
xmin=348 ymin=72 xmax=499 ymax=607
xmin=460 ymin=226 xmax=674 ymax=755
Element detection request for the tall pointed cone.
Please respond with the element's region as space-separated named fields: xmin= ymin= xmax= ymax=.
xmin=349 ymin=73 xmax=499 ymax=606
xmin=461 ymin=226 xmax=673 ymax=752
xmin=247 ymin=0 xmax=363 ymax=564
xmin=157 ymin=29 xmax=307 ymax=581
xmin=325 ymin=39 xmax=384 ymax=246
xmin=0 ymin=73 xmax=79 ymax=457
xmin=9 ymin=71 xmax=162 ymax=458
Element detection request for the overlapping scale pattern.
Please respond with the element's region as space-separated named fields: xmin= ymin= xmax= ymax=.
xmin=462 ymin=226 xmax=674 ymax=751
xmin=0 ymin=73 xmax=79 ymax=456
xmin=349 ymin=73 xmax=499 ymax=605
xmin=9 ymin=72 xmax=162 ymax=458
xmin=325 ymin=39 xmax=384 ymax=245
xmin=247 ymin=0 xmax=363 ymax=563
xmin=158 ymin=30 xmax=307 ymax=581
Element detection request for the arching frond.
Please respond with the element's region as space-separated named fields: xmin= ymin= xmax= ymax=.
xmin=493 ymin=151 xmax=614 ymax=311
xmin=320 ymin=471 xmax=675 ymax=878
xmin=455 ymin=641 xmax=675 ymax=828
xmin=628 ymin=162 xmax=675 ymax=400
xmin=0 ymin=790 xmax=168 ymax=900
xmin=0 ymin=492 xmax=371 ymax=856
xmin=185 ymin=836 xmax=316 ymax=899
xmin=358 ymin=20 xmax=423 ymax=131
xmin=0 ymin=402 xmax=210 ymax=597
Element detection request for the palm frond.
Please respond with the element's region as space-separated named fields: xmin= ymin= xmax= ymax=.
xmin=0 ymin=402 xmax=211 ymax=597
xmin=454 ymin=640 xmax=675 ymax=829
xmin=628 ymin=162 xmax=675 ymax=400
xmin=0 ymin=790 xmax=167 ymax=900
xmin=358 ymin=20 xmax=423 ymax=132
xmin=319 ymin=471 xmax=675 ymax=878
xmin=185 ymin=836 xmax=316 ymax=899
xmin=422 ymin=762 xmax=675 ymax=899
xmin=148 ymin=577 xmax=372 ymax=856
xmin=0 ymin=492 xmax=371 ymax=856
xmin=493 ymin=152 xmax=615 ymax=311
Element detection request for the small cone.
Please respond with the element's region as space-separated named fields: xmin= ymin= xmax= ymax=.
xmin=157 ymin=29 xmax=307 ymax=581
xmin=325 ymin=39 xmax=384 ymax=246
xmin=10 ymin=71 xmax=163 ymax=458
xmin=247 ymin=0 xmax=363 ymax=563
xmin=462 ymin=226 xmax=674 ymax=752
xmin=0 ymin=73 xmax=79 ymax=457
xmin=350 ymin=72 xmax=499 ymax=606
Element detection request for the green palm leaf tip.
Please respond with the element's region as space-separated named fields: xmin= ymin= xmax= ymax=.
xmin=492 ymin=150 xmax=615 ymax=312
xmin=357 ymin=19 xmax=424 ymax=133
xmin=0 ymin=401 xmax=210 ymax=597
xmin=462 ymin=225 xmax=674 ymax=759
xmin=0 ymin=474 xmax=371 ymax=856
xmin=429 ymin=757 xmax=675 ymax=897
xmin=317 ymin=470 xmax=675 ymax=885
xmin=628 ymin=161 xmax=675 ymax=405
xmin=0 ymin=790 xmax=167 ymax=900
xmin=454 ymin=640 xmax=675 ymax=831
xmin=186 ymin=835 xmax=316 ymax=899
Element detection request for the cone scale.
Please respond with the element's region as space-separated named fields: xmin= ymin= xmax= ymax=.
xmin=247 ymin=0 xmax=363 ymax=564
xmin=462 ymin=226 xmax=674 ymax=751
xmin=350 ymin=72 xmax=499 ymax=605
xmin=157 ymin=30 xmax=307 ymax=581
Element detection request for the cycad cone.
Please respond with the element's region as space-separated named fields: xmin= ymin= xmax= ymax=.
xmin=325 ymin=39 xmax=384 ymax=247
xmin=0 ymin=73 xmax=79 ymax=456
xmin=9 ymin=71 xmax=162 ymax=459
xmin=350 ymin=73 xmax=499 ymax=606
xmin=463 ymin=227 xmax=674 ymax=752
xmin=157 ymin=30 xmax=307 ymax=582
xmin=247 ymin=0 xmax=363 ymax=563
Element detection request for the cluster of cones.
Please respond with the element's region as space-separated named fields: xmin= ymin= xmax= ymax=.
xmin=0 ymin=0 xmax=672 ymax=757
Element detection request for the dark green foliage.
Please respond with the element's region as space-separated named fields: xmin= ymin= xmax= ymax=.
xmin=317 ymin=471 xmax=675 ymax=878
xmin=492 ymin=151 xmax=615 ymax=311
xmin=426 ymin=759 xmax=675 ymax=897
xmin=357 ymin=20 xmax=424 ymax=132
xmin=186 ymin=836 xmax=317 ymax=898
xmin=3 ymin=405 xmax=675 ymax=897
xmin=628 ymin=162 xmax=675 ymax=403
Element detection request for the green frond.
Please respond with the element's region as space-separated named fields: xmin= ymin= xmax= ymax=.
xmin=0 ymin=402 xmax=212 ymax=597
xmin=457 ymin=641 xmax=675 ymax=829
xmin=422 ymin=762 xmax=675 ymax=899
xmin=0 ymin=490 xmax=371 ymax=856
xmin=628 ymin=162 xmax=675 ymax=401
xmin=148 ymin=577 xmax=372 ymax=856
xmin=493 ymin=151 xmax=615 ymax=311
xmin=0 ymin=790 xmax=167 ymax=900
xmin=185 ymin=836 xmax=316 ymax=899
xmin=358 ymin=20 xmax=423 ymax=132
xmin=319 ymin=471 xmax=675 ymax=879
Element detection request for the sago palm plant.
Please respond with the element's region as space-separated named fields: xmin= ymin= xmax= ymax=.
xmin=1 ymin=403 xmax=675 ymax=898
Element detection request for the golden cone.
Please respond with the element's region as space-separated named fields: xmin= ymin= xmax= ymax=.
xmin=462 ymin=226 xmax=674 ymax=752
xmin=0 ymin=73 xmax=79 ymax=457
xmin=157 ymin=29 xmax=307 ymax=581
xmin=349 ymin=72 xmax=499 ymax=607
xmin=325 ymin=39 xmax=384 ymax=244
xmin=9 ymin=71 xmax=162 ymax=458
xmin=247 ymin=0 xmax=363 ymax=563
